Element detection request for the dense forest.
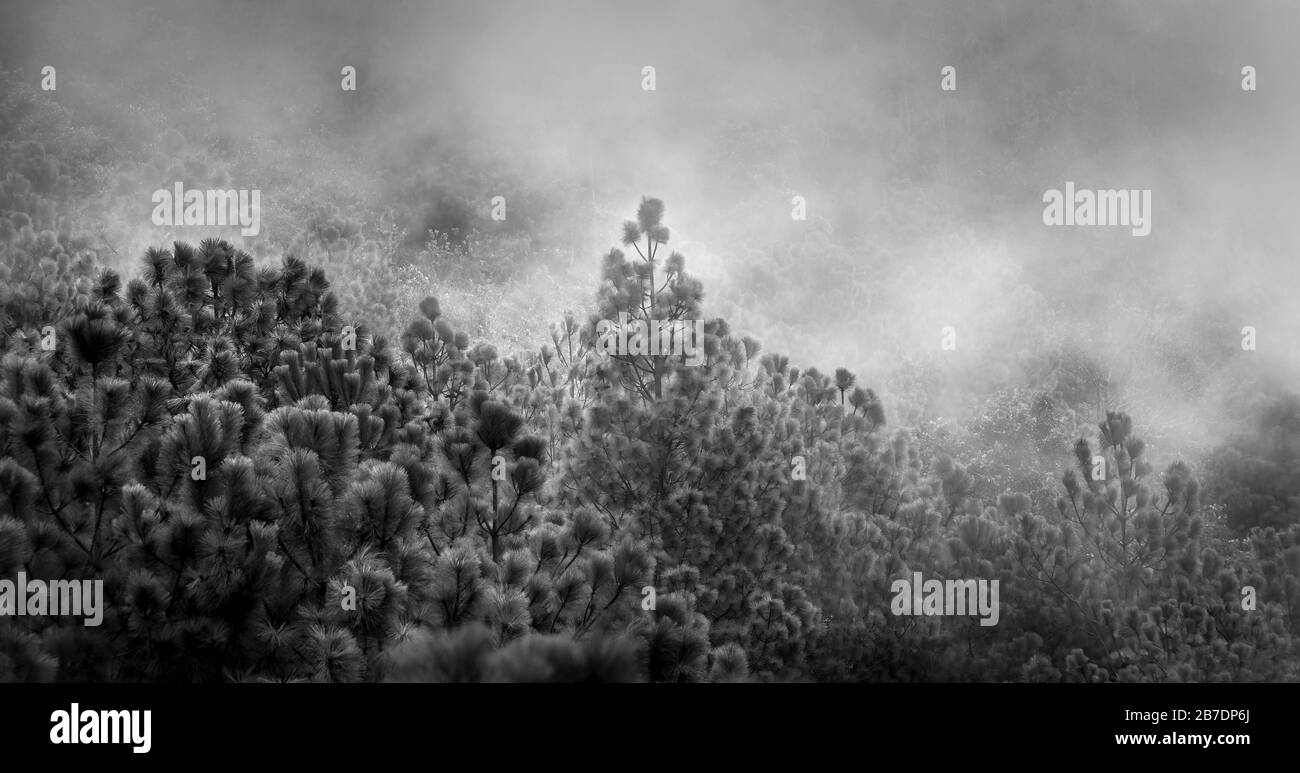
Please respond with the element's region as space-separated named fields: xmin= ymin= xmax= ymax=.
xmin=2 ymin=1 xmax=1300 ymax=683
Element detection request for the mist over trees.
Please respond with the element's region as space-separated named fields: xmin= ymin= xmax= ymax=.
xmin=2 ymin=1 xmax=1299 ymax=682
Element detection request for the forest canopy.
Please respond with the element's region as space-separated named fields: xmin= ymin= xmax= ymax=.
xmin=1 ymin=189 xmax=1297 ymax=681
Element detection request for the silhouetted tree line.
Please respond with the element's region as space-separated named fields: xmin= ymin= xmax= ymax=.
xmin=1 ymin=193 xmax=1298 ymax=683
